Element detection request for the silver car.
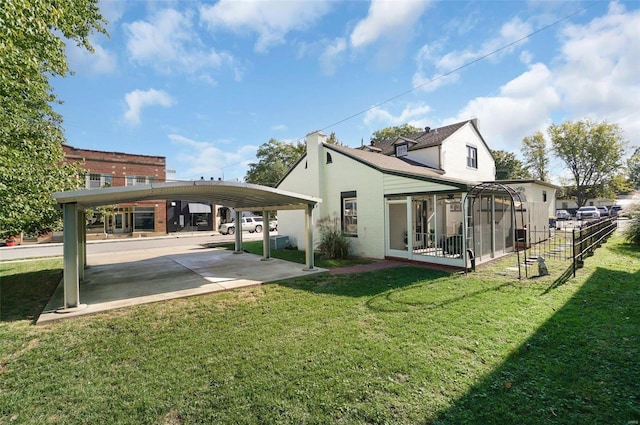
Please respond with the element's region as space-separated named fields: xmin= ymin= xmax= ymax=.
xmin=218 ymin=216 xmax=264 ymax=235
xmin=576 ymin=206 xmax=600 ymax=220
xmin=555 ymin=209 xmax=571 ymax=220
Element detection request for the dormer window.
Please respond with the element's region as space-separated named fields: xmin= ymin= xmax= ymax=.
xmin=396 ymin=144 xmax=408 ymax=157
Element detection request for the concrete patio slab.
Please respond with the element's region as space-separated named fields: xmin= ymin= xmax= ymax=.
xmin=37 ymin=245 xmax=327 ymax=324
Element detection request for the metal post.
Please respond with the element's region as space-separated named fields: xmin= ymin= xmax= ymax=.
xmin=261 ymin=211 xmax=271 ymax=261
xmin=572 ymin=228 xmax=576 ymax=277
xmin=58 ymin=203 xmax=86 ymax=312
xmin=233 ymin=210 xmax=243 ymax=254
xmin=304 ymin=204 xmax=315 ymax=271
xmin=77 ymin=209 xmax=85 ymax=282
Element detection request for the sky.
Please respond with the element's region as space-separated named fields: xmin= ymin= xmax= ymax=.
xmin=53 ymin=0 xmax=640 ymax=182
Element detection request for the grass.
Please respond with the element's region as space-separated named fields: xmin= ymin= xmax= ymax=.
xmin=0 ymin=234 xmax=638 ymax=424
xmin=209 ymin=240 xmax=372 ymax=269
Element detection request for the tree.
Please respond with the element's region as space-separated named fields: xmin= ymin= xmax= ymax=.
xmin=326 ymin=131 xmax=344 ymax=146
xmin=627 ymin=147 xmax=640 ymax=189
xmin=549 ymin=120 xmax=627 ymax=207
xmin=521 ymin=131 xmax=549 ymax=182
xmin=0 ymin=1 xmax=107 ymax=238
xmin=370 ymin=124 xmax=423 ymax=145
xmin=245 ymin=139 xmax=306 ymax=186
xmin=492 ymin=150 xmax=530 ymax=180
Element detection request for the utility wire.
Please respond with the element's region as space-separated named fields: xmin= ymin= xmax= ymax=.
xmin=319 ymin=5 xmax=592 ymax=134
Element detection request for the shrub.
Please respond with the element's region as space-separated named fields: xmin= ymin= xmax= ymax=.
xmin=316 ymin=216 xmax=351 ymax=259
xmin=622 ymin=203 xmax=640 ymax=245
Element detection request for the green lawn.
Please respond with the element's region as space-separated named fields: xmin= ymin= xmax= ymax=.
xmin=1 ymin=235 xmax=638 ymax=424
xmin=209 ymin=240 xmax=372 ymax=269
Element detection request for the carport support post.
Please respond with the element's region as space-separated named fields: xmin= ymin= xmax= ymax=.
xmin=304 ymin=204 xmax=315 ymax=271
xmin=77 ymin=209 xmax=86 ymax=282
xmin=261 ymin=211 xmax=271 ymax=261
xmin=62 ymin=203 xmax=80 ymax=308
xmin=233 ymin=210 xmax=243 ymax=254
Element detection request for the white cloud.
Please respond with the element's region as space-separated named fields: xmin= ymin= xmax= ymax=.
xmin=169 ymin=134 xmax=258 ymax=181
xmin=553 ymin=1 xmax=640 ymax=143
xmin=66 ymin=40 xmax=117 ymax=75
xmin=319 ymin=38 xmax=347 ymax=76
xmin=412 ymin=43 xmax=460 ymax=92
xmin=448 ymin=63 xmax=560 ymax=151
xmin=364 ymin=102 xmax=432 ymax=128
xmin=271 ymin=124 xmax=288 ymax=132
xmin=124 ymin=8 xmax=238 ymax=81
xmin=437 ymin=2 xmax=640 ymax=155
xmin=98 ymin=0 xmax=126 ymax=24
xmin=350 ymin=0 xmax=431 ymax=48
xmin=413 ymin=17 xmax=533 ymax=92
xmin=350 ymin=0 xmax=432 ymax=70
xmin=124 ymin=89 xmax=174 ymax=125
xmin=199 ymin=0 xmax=332 ymax=53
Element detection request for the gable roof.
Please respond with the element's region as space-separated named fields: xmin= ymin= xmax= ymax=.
xmin=370 ymin=120 xmax=471 ymax=156
xmin=324 ymin=143 xmax=469 ymax=189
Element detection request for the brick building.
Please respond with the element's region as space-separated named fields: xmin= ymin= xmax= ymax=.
xmin=62 ymin=145 xmax=168 ymax=236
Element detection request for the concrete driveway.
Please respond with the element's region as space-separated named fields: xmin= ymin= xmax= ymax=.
xmin=37 ymin=243 xmax=326 ymax=324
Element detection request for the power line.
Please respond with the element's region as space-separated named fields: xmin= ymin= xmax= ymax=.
xmin=318 ymin=4 xmax=592 ymax=134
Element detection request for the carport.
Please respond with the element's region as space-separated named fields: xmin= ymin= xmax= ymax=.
xmin=52 ymin=180 xmax=321 ymax=312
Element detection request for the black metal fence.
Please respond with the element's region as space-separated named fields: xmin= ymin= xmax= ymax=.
xmin=519 ymin=217 xmax=618 ymax=278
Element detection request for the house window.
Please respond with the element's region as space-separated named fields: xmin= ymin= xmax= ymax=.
xmin=89 ymin=173 xmax=101 ymax=188
xmin=103 ymin=175 xmax=112 ymax=187
xmin=341 ymin=191 xmax=357 ymax=236
xmin=466 ymin=145 xmax=477 ymax=168
xmin=133 ymin=207 xmax=155 ymax=231
xmin=127 ymin=176 xmax=152 ymax=186
xmin=543 ymin=190 xmax=547 ymax=202
xmin=326 ymin=152 xmax=333 ymax=164
xmin=396 ymin=144 xmax=408 ymax=157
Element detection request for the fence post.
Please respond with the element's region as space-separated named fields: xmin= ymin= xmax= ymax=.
xmin=572 ymin=228 xmax=576 ymax=277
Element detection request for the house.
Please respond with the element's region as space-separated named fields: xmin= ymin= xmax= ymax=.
xmin=277 ymin=119 xmax=556 ymax=268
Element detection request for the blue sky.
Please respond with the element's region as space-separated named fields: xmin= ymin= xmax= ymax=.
xmin=54 ymin=0 xmax=640 ymax=182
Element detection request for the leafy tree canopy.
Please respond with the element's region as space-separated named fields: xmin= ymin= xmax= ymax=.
xmin=0 ymin=1 xmax=107 ymax=238
xmin=627 ymin=147 xmax=640 ymax=189
xmin=370 ymin=124 xmax=423 ymax=145
xmin=550 ymin=120 xmax=627 ymax=207
xmin=492 ymin=150 xmax=530 ymax=180
xmin=245 ymin=139 xmax=305 ymax=186
xmin=521 ymin=131 xmax=549 ymax=182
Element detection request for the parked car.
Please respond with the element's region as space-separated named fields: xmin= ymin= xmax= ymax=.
xmin=596 ymin=206 xmax=609 ymax=217
xmin=555 ymin=209 xmax=571 ymax=220
xmin=609 ymin=205 xmax=622 ymax=217
xmin=218 ymin=216 xmax=264 ymax=235
xmin=576 ymin=206 xmax=600 ymax=220
xmin=269 ymin=219 xmax=278 ymax=231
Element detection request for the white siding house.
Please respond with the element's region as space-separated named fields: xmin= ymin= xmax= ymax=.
xmin=277 ymin=119 xmax=555 ymax=268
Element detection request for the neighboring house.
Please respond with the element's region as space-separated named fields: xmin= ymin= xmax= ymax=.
xmin=496 ymin=179 xmax=559 ymax=245
xmin=555 ymin=198 xmax=616 ymax=215
xmin=277 ymin=119 xmax=556 ymax=268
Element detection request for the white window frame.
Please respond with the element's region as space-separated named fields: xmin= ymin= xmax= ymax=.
xmin=342 ymin=197 xmax=358 ymax=236
xmin=396 ymin=144 xmax=408 ymax=157
xmin=466 ymin=145 xmax=478 ymax=169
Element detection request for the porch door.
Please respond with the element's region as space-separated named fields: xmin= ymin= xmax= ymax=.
xmin=386 ymin=200 xmax=408 ymax=258
xmin=113 ymin=213 xmax=123 ymax=233
xmin=473 ymin=195 xmax=494 ymax=261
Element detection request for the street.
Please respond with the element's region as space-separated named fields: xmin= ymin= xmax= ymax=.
xmin=0 ymin=231 xmax=273 ymax=261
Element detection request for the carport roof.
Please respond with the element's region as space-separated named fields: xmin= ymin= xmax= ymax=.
xmin=53 ymin=180 xmax=321 ymax=211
